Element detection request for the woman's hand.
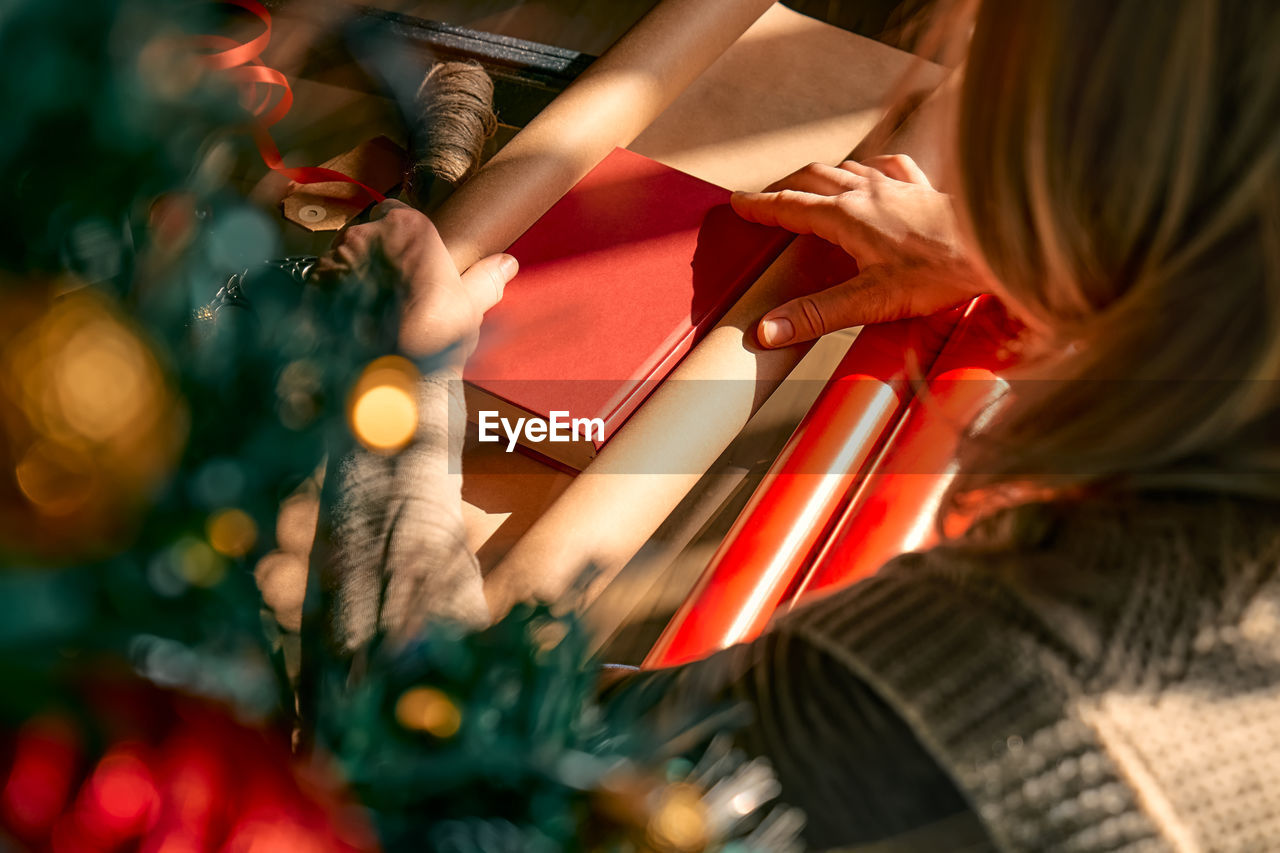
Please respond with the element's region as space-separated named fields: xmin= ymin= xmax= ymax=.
xmin=731 ymin=154 xmax=992 ymax=347
xmin=314 ymin=199 xmax=517 ymax=364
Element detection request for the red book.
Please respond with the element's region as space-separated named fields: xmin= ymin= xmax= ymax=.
xmin=464 ymin=147 xmax=792 ymax=469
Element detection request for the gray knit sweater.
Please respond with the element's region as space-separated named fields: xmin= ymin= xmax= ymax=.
xmin=619 ymin=492 xmax=1280 ymax=851
xmin=321 ymin=373 xmax=489 ymax=654
xmin=779 ymin=493 xmax=1280 ymax=851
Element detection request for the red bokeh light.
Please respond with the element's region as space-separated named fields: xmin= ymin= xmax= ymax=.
xmin=1 ymin=717 xmax=81 ymax=838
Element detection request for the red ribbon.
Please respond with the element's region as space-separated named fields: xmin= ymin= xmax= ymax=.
xmin=195 ymin=0 xmax=387 ymax=204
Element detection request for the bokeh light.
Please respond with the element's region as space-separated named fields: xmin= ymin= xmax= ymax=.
xmin=646 ymin=783 xmax=710 ymax=852
xmin=0 ymin=682 xmax=377 ymax=852
xmin=77 ymin=746 xmax=160 ymax=841
xmin=167 ymin=537 xmax=228 ymax=589
xmin=205 ymin=206 xmax=279 ymax=272
xmin=394 ymin=687 xmax=462 ymax=739
xmin=1 ymin=717 xmax=80 ymax=837
xmin=347 ymin=356 xmax=419 ymax=454
xmin=276 ymin=359 xmax=324 ymax=431
xmin=206 ymin=508 xmax=258 ymax=558
xmin=0 ymin=281 xmax=185 ymax=557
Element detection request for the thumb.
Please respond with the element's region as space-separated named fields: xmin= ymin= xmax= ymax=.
xmin=757 ymin=267 xmax=905 ymax=347
xmin=460 ymin=253 xmax=519 ymax=313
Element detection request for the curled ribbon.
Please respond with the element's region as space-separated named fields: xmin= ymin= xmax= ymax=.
xmin=195 ymin=0 xmax=387 ymax=204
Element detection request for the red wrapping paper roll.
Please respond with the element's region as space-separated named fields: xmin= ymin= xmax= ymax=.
xmin=787 ymin=295 xmax=1019 ymax=603
xmin=643 ymin=307 xmax=964 ymax=669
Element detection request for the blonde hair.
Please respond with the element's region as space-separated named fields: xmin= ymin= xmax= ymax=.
xmin=943 ymin=0 xmax=1280 ymax=518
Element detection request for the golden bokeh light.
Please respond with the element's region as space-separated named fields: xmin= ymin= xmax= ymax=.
xmin=51 ymin=314 xmax=153 ymax=442
xmin=0 ymin=282 xmax=185 ymax=558
xmin=351 ymin=386 xmax=416 ymax=450
xmin=394 ymin=687 xmax=462 ymax=739
xmin=207 ymin=508 xmax=258 ymax=558
xmin=348 ymin=356 xmax=420 ymax=454
xmin=13 ymin=441 xmax=96 ymax=517
xmin=646 ymin=783 xmax=710 ymax=852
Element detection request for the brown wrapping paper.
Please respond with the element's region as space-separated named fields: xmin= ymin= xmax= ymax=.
xmin=629 ymin=5 xmax=946 ymax=191
xmin=430 ymin=0 xmax=778 ymax=271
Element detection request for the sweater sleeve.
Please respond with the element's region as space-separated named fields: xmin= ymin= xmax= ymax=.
xmin=323 ymin=371 xmax=488 ymax=655
xmin=605 ymin=620 xmax=991 ymax=851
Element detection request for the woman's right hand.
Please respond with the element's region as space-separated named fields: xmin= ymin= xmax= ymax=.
xmin=731 ymin=154 xmax=993 ymax=347
xmin=313 ymin=199 xmax=516 ymax=368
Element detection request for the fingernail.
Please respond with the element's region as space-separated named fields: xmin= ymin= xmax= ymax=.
xmin=498 ymin=253 xmax=519 ymax=279
xmin=760 ymin=316 xmax=794 ymax=346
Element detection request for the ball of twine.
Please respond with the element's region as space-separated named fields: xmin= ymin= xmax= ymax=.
xmin=406 ymin=61 xmax=497 ymax=206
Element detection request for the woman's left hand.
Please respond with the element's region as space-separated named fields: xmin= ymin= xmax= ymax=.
xmin=313 ymin=199 xmax=517 ymax=365
xmin=731 ymin=155 xmax=989 ymax=347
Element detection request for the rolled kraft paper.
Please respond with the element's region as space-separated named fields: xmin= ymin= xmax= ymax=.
xmin=484 ymin=235 xmax=859 ymax=614
xmin=430 ymin=0 xmax=778 ymax=272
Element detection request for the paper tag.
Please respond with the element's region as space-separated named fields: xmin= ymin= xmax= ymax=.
xmin=281 ymin=136 xmax=407 ymax=231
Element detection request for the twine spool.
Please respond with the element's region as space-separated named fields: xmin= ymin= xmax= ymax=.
xmin=406 ymin=61 xmax=497 ymax=207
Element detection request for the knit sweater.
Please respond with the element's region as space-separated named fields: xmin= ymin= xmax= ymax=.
xmin=619 ymin=491 xmax=1280 ymax=851
xmin=320 ymin=372 xmax=489 ymax=655
xmin=780 ymin=492 xmax=1280 ymax=851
